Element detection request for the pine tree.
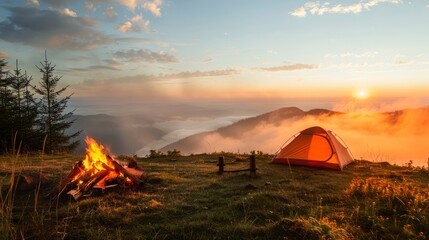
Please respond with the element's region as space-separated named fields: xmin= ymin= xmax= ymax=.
xmin=0 ymin=58 xmax=10 ymax=106
xmin=0 ymin=58 xmax=13 ymax=152
xmin=8 ymin=60 xmax=39 ymax=151
xmin=9 ymin=60 xmax=26 ymax=134
xmin=33 ymin=52 xmax=80 ymax=153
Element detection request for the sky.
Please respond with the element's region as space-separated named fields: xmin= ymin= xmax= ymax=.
xmin=1 ymin=0 xmax=429 ymax=115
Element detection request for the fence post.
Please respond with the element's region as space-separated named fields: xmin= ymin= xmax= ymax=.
xmin=218 ymin=156 xmax=224 ymax=175
xmin=250 ymin=155 xmax=256 ymax=178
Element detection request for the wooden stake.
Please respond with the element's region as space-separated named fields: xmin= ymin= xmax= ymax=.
xmin=217 ymin=156 xmax=224 ymax=175
xmin=250 ymin=155 xmax=256 ymax=178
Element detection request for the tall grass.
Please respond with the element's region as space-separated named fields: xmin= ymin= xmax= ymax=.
xmin=0 ymin=134 xmax=54 ymax=239
xmin=345 ymin=177 xmax=429 ymax=239
xmin=0 ymin=132 xmax=23 ymax=239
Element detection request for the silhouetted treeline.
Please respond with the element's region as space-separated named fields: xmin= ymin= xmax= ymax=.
xmin=0 ymin=52 xmax=80 ymax=154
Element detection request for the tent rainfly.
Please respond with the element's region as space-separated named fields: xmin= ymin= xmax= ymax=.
xmin=271 ymin=126 xmax=354 ymax=170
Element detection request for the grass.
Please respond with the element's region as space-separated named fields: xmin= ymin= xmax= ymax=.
xmin=1 ymin=153 xmax=429 ymax=239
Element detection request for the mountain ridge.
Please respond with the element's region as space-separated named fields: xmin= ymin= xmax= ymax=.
xmin=160 ymin=107 xmax=341 ymax=153
xmin=160 ymin=106 xmax=429 ymax=155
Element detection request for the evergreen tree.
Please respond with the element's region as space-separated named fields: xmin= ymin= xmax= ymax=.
xmin=0 ymin=58 xmax=10 ymax=106
xmin=33 ymin=52 xmax=80 ymax=153
xmin=0 ymin=59 xmax=13 ymax=152
xmin=8 ymin=60 xmax=39 ymax=151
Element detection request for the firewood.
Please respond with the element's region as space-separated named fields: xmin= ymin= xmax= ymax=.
xmin=69 ymin=168 xmax=95 ymax=186
xmin=68 ymin=170 xmax=110 ymax=200
xmin=100 ymin=162 xmax=115 ymax=171
xmin=125 ymin=167 xmax=146 ymax=181
xmin=127 ymin=158 xmax=145 ymax=171
xmin=58 ymin=160 xmax=83 ymax=190
xmin=81 ymin=170 xmax=110 ymax=192
xmin=107 ymin=155 xmax=143 ymax=186
xmin=48 ymin=160 xmax=83 ymax=197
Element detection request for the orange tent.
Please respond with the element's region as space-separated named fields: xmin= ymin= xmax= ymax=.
xmin=271 ymin=126 xmax=354 ymax=170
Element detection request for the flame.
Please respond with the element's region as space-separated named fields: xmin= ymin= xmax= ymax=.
xmin=82 ymin=136 xmax=115 ymax=171
xmin=72 ymin=136 xmax=119 ymax=186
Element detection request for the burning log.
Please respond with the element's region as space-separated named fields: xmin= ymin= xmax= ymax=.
xmin=125 ymin=167 xmax=146 ymax=181
xmin=58 ymin=161 xmax=83 ymax=189
xmin=107 ymin=155 xmax=143 ymax=187
xmin=68 ymin=170 xmax=110 ymax=200
xmin=48 ymin=160 xmax=84 ymax=197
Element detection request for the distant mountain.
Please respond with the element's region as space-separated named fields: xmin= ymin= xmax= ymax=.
xmin=68 ymin=114 xmax=165 ymax=155
xmin=160 ymin=106 xmax=429 ymax=156
xmin=160 ymin=107 xmax=340 ymax=153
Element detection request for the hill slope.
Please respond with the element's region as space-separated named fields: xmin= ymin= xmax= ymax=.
xmin=160 ymin=107 xmax=340 ymax=154
xmin=2 ymin=153 xmax=429 ymax=239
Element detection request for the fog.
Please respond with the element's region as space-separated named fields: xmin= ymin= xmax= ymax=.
xmin=167 ymin=107 xmax=429 ymax=166
xmin=69 ymin=97 xmax=429 ymax=166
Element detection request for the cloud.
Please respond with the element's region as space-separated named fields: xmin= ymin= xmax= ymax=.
xmin=255 ymin=63 xmax=319 ymax=72
xmin=62 ymin=65 xmax=121 ymax=73
xmin=395 ymin=60 xmax=413 ymax=65
xmin=203 ymin=57 xmax=214 ymax=63
xmin=83 ymin=68 xmax=239 ymax=86
xmin=118 ymin=0 xmax=138 ymax=10
xmin=38 ymin=0 xmax=78 ymax=7
xmin=326 ymin=62 xmax=386 ymax=70
xmin=113 ymin=49 xmax=179 ymax=63
xmin=162 ymin=69 xmax=239 ymax=80
xmin=61 ymin=8 xmax=78 ymax=17
xmin=0 ymin=7 xmax=113 ymax=50
xmin=85 ymin=0 xmax=139 ymax=11
xmin=103 ymin=6 xmax=118 ymax=20
xmin=118 ymin=15 xmax=150 ymax=33
xmin=325 ymin=51 xmax=379 ymax=58
xmin=142 ymin=0 xmax=163 ymax=17
xmin=59 ymin=57 xmax=124 ymax=73
xmin=115 ymin=37 xmax=176 ymax=47
xmin=291 ymin=7 xmax=307 ymax=17
xmin=0 ymin=51 xmax=11 ymax=59
xmin=291 ymin=0 xmax=402 ymax=17
xmin=85 ymin=2 xmax=96 ymax=11
xmin=26 ymin=0 xmax=40 ymax=7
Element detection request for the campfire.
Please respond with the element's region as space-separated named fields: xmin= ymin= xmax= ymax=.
xmin=56 ymin=137 xmax=145 ymax=200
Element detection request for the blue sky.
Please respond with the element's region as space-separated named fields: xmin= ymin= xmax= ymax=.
xmin=1 ymin=0 xmax=429 ymax=113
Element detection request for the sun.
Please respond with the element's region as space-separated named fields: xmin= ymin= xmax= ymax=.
xmin=356 ymin=89 xmax=368 ymax=99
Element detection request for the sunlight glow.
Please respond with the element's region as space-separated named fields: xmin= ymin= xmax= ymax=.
xmin=356 ymin=89 xmax=368 ymax=99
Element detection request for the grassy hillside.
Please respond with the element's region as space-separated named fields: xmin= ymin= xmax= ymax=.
xmin=1 ymin=153 xmax=429 ymax=239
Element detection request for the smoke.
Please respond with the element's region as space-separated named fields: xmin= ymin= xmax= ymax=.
xmin=175 ymin=107 xmax=429 ymax=166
